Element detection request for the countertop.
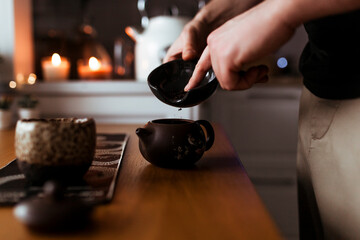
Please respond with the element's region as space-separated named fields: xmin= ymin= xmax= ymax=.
xmin=0 ymin=124 xmax=283 ymax=240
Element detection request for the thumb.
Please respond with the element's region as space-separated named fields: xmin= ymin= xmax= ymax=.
xmin=185 ymin=47 xmax=212 ymax=91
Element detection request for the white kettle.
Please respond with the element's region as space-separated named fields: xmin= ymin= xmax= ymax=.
xmin=126 ymin=0 xmax=193 ymax=81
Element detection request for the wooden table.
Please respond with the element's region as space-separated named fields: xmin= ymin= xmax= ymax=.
xmin=0 ymin=124 xmax=283 ymax=240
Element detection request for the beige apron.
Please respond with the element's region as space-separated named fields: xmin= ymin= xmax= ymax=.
xmin=297 ymin=87 xmax=360 ymax=240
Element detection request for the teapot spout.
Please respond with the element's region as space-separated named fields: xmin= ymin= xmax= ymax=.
xmin=125 ymin=26 xmax=143 ymax=42
xmin=136 ymin=127 xmax=152 ymax=141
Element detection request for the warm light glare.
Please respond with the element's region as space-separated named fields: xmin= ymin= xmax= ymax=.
xmin=51 ymin=53 xmax=61 ymax=67
xmin=89 ymin=57 xmax=101 ymax=71
xmin=83 ymin=25 xmax=93 ymax=35
xmin=9 ymin=81 xmax=17 ymax=89
xmin=27 ymin=73 xmax=37 ymax=84
xmin=16 ymin=73 xmax=25 ymax=83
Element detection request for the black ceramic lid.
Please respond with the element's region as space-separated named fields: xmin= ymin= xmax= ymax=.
xmin=13 ymin=181 xmax=93 ymax=232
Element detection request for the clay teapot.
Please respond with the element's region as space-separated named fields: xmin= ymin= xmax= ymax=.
xmin=136 ymin=118 xmax=214 ymax=168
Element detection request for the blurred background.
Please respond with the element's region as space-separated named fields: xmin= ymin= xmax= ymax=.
xmin=0 ymin=1 xmax=309 ymax=239
xmin=31 ymin=0 xmax=203 ymax=80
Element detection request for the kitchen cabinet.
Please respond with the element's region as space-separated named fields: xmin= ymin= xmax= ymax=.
xmin=18 ymin=81 xmax=200 ymax=123
xmin=203 ymin=82 xmax=302 ymax=240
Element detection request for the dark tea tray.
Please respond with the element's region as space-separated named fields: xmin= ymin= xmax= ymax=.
xmin=0 ymin=133 xmax=129 ymax=206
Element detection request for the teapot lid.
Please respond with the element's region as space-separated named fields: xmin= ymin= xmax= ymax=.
xmin=13 ymin=181 xmax=93 ymax=232
xmin=138 ymin=0 xmax=205 ymax=27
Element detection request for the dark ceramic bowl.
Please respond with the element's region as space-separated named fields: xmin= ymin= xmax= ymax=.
xmin=148 ymin=59 xmax=218 ymax=108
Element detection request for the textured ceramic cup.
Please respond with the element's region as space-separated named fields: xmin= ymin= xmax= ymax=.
xmin=15 ymin=118 xmax=96 ymax=185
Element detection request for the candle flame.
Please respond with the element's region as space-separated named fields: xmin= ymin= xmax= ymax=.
xmin=51 ymin=53 xmax=61 ymax=66
xmin=89 ymin=57 xmax=101 ymax=70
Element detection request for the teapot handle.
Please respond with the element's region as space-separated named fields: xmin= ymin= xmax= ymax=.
xmin=195 ymin=120 xmax=215 ymax=151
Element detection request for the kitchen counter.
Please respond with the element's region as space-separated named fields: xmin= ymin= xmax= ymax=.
xmin=13 ymin=77 xmax=301 ymax=124
xmin=17 ymin=76 xmax=302 ymax=95
xmin=15 ymin=81 xmax=200 ymax=123
xmin=0 ymin=124 xmax=283 ymax=240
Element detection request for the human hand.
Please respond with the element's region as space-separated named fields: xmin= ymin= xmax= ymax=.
xmin=185 ymin=1 xmax=297 ymax=91
xmin=163 ymin=19 xmax=210 ymax=62
xmin=164 ymin=0 xmax=262 ymax=63
xmin=184 ymin=46 xmax=269 ymax=91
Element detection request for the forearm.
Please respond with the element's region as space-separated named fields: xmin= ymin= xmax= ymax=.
xmin=270 ymin=0 xmax=360 ymax=28
xmin=194 ymin=0 xmax=262 ymax=32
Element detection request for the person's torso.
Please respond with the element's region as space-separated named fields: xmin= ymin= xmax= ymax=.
xmin=299 ymin=9 xmax=360 ymax=99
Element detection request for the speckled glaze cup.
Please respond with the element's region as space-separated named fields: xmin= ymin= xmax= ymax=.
xmin=15 ymin=118 xmax=96 ymax=185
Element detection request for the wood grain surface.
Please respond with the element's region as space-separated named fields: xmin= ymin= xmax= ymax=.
xmin=0 ymin=124 xmax=283 ymax=240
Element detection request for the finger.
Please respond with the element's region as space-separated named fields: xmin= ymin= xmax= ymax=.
xmin=218 ymin=65 xmax=268 ymax=91
xmin=257 ymin=76 xmax=269 ymax=83
xmin=164 ymin=42 xmax=182 ymax=63
xmin=184 ymin=47 xmax=212 ymax=91
xmin=164 ymin=52 xmax=182 ymax=63
xmin=182 ymin=27 xmax=200 ymax=60
xmin=255 ymin=65 xmax=269 ymax=83
xmin=236 ymin=65 xmax=269 ymax=90
xmin=164 ymin=26 xmax=200 ymax=63
xmin=255 ymin=65 xmax=269 ymax=77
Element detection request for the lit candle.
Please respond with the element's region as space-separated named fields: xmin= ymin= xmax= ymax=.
xmin=41 ymin=53 xmax=70 ymax=81
xmin=77 ymin=56 xmax=112 ymax=80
